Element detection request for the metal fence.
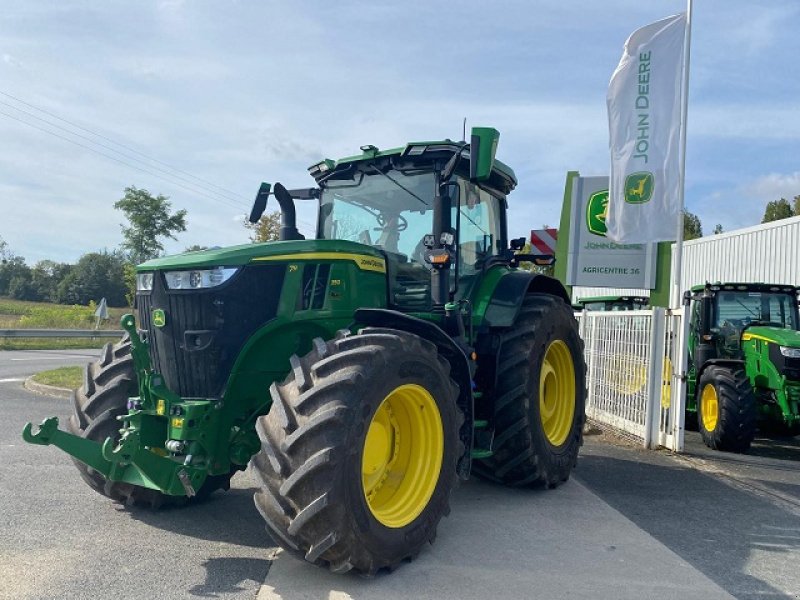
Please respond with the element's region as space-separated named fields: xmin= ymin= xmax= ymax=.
xmin=576 ymin=307 xmax=688 ymax=451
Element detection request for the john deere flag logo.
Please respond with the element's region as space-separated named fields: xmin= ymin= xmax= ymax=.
xmin=152 ymin=309 xmax=166 ymax=328
xmin=624 ymin=172 xmax=654 ymax=204
xmin=586 ymin=190 xmax=609 ymax=237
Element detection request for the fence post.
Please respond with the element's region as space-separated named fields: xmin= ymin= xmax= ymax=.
xmin=671 ymin=307 xmax=690 ymax=452
xmin=643 ymin=307 xmax=666 ymax=449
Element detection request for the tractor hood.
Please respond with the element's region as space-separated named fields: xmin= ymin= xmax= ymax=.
xmin=137 ymin=239 xmax=385 ymax=271
xmin=742 ymin=326 xmax=800 ymax=348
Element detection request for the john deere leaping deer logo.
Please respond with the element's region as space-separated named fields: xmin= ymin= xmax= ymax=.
xmin=152 ymin=308 xmax=166 ymax=328
xmin=625 ymin=172 xmax=654 ymax=204
xmin=586 ymin=190 xmax=609 ymax=237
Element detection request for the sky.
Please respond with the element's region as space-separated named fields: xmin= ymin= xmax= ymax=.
xmin=1 ymin=0 xmax=799 ymax=265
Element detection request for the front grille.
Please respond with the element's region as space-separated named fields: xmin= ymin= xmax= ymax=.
xmin=137 ymin=265 xmax=285 ymax=398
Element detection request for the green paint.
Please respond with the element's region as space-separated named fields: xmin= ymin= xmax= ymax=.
xmin=648 ymin=242 xmax=672 ymax=308
xmin=553 ymin=171 xmax=579 ymax=295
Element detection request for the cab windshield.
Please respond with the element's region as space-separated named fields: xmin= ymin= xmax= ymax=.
xmin=714 ymin=291 xmax=799 ymax=331
xmin=318 ymin=171 xmax=435 ymax=263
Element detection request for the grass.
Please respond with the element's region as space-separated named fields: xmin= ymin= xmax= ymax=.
xmin=0 ymin=338 xmax=108 ymax=351
xmin=0 ymin=296 xmax=129 ymax=329
xmin=30 ymin=366 xmax=83 ymax=390
xmin=0 ymin=296 xmax=130 ymax=350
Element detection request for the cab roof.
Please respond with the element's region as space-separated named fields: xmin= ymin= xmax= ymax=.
xmin=691 ymin=282 xmax=799 ymax=295
xmin=307 ymin=139 xmax=517 ymax=196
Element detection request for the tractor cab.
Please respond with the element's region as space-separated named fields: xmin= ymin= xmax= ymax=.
xmin=688 ymin=283 xmax=800 ymax=364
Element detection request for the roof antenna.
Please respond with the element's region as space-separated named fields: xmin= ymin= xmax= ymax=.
xmin=461 ymin=118 xmax=467 ymax=143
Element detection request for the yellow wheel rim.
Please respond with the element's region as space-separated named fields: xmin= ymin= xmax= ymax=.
xmin=361 ymin=384 xmax=444 ymax=529
xmin=700 ymin=383 xmax=719 ymax=432
xmin=539 ymin=340 xmax=577 ymax=447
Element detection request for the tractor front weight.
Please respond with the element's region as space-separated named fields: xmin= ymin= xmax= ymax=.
xmin=22 ymin=314 xmax=252 ymax=498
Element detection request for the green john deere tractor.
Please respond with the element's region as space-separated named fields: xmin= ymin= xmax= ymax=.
xmin=23 ymin=127 xmax=586 ymax=574
xmin=687 ymin=282 xmax=800 ymax=452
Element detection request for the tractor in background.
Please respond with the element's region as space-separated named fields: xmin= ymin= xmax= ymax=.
xmin=686 ymin=282 xmax=800 ymax=452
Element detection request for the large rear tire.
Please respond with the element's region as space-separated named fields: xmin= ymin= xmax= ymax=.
xmin=66 ymin=336 xmax=236 ymax=508
xmin=473 ymin=294 xmax=586 ymax=487
xmin=250 ymin=328 xmax=462 ymax=575
xmin=697 ymin=366 xmax=756 ymax=453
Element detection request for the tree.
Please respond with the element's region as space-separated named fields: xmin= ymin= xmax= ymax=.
xmin=0 ymin=256 xmax=29 ymax=297
xmin=713 ymin=224 xmax=724 ymax=235
xmin=114 ymin=186 xmax=187 ymax=264
xmin=683 ymin=209 xmax=703 ymax=240
xmin=762 ymin=198 xmax=794 ymax=223
xmin=30 ymin=260 xmax=72 ymax=302
xmin=793 ymin=195 xmax=800 ymax=216
xmin=0 ymin=235 xmax=11 ymax=261
xmin=184 ymin=244 xmax=209 ymax=252
xmin=244 ymin=211 xmax=281 ymax=243
xmin=56 ymin=252 xmax=128 ymax=307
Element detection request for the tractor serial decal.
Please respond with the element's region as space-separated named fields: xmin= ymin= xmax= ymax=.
xmin=152 ymin=309 xmax=166 ymax=328
xmin=253 ymin=253 xmax=386 ymax=273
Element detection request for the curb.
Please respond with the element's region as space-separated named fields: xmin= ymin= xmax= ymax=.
xmin=24 ymin=376 xmax=74 ymax=399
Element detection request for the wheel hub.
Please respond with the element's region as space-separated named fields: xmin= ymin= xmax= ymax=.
xmin=701 ymin=383 xmax=719 ymax=432
xmin=539 ymin=340 xmax=576 ymax=447
xmin=361 ymin=384 xmax=443 ymax=529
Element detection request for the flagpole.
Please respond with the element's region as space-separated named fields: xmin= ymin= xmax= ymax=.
xmin=672 ymin=0 xmax=693 ymax=307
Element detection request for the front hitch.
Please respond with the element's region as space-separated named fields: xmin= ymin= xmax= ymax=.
xmin=21 ymin=315 xmax=211 ymax=497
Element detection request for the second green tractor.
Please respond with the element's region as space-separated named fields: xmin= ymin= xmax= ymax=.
xmin=686 ymin=282 xmax=800 ymax=452
xmin=24 ymin=127 xmax=586 ymax=575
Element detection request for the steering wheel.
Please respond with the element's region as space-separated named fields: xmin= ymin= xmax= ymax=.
xmin=375 ymin=213 xmax=408 ymax=232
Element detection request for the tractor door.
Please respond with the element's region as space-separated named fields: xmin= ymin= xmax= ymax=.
xmin=453 ymin=180 xmax=505 ymax=300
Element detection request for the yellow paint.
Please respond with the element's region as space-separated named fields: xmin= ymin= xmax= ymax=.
xmin=741 ymin=333 xmax=772 ymax=343
xmin=539 ymin=340 xmax=577 ymax=447
xmin=252 ymin=252 xmax=386 ymax=273
xmin=156 ymin=399 xmax=166 ymax=416
xmin=700 ymin=383 xmax=719 ymax=432
xmin=171 ymin=417 xmax=184 ymax=429
xmin=361 ymin=384 xmax=443 ymax=528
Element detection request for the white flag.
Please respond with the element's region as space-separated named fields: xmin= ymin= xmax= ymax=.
xmin=606 ymin=13 xmax=687 ymax=243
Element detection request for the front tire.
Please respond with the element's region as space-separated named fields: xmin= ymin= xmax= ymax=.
xmin=473 ymin=294 xmax=586 ymax=487
xmin=697 ymin=366 xmax=756 ymax=453
xmin=250 ymin=328 xmax=462 ymax=575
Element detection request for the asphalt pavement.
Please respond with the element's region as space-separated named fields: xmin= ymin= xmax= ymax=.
xmin=3 ymin=350 xmax=800 ymax=600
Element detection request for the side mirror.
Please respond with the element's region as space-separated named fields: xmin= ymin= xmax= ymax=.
xmin=469 ymin=127 xmax=499 ymax=182
xmin=249 ymin=182 xmax=271 ymax=223
xmin=510 ymin=237 xmax=526 ymax=251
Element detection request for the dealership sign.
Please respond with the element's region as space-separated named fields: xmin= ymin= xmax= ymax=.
xmin=565 ymin=175 xmax=657 ymax=288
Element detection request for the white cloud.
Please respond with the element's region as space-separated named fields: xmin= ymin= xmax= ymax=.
xmin=741 ymin=172 xmax=800 ymax=202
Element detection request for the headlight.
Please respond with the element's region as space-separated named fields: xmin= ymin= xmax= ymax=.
xmin=136 ymin=272 xmax=154 ymax=291
xmin=163 ymin=267 xmax=239 ymax=290
xmin=780 ymin=346 xmax=800 ymax=358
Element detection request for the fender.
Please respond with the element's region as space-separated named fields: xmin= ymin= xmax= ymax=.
xmin=483 ymin=271 xmax=571 ymax=328
xmin=696 ymin=359 xmax=746 ymax=398
xmin=354 ymin=308 xmax=473 ymax=480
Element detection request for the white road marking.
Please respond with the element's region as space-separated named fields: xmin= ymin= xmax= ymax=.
xmin=0 ymin=378 xmax=25 ymax=383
